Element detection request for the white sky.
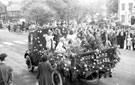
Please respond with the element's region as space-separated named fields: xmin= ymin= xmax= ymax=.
xmin=78 ymin=0 xmax=106 ymax=6
xmin=79 ymin=0 xmax=98 ymax=3
xmin=0 ymin=0 xmax=23 ymax=5
xmin=1 ymin=0 xmax=106 ymax=5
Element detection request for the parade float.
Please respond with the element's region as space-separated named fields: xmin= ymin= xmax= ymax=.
xmin=24 ymin=28 xmax=120 ymax=85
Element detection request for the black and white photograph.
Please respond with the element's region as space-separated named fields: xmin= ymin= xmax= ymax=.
xmin=0 ymin=0 xmax=135 ymax=85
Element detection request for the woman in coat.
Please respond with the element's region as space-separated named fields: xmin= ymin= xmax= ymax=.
xmin=0 ymin=53 xmax=13 ymax=85
xmin=37 ymin=54 xmax=54 ymax=85
xmin=118 ymin=30 xmax=125 ymax=49
xmin=132 ymin=32 xmax=135 ymax=50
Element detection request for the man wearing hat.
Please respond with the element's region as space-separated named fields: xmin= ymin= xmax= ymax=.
xmin=0 ymin=53 xmax=13 ymax=85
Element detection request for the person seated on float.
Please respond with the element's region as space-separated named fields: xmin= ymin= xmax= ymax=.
xmin=55 ymin=37 xmax=66 ymax=53
xmin=46 ymin=30 xmax=55 ymax=51
xmin=77 ymin=28 xmax=84 ymax=40
xmin=81 ymin=38 xmax=89 ymax=48
xmin=53 ymin=28 xmax=61 ymax=49
xmin=66 ymin=30 xmax=74 ymax=40
xmin=72 ymin=37 xmax=81 ymax=47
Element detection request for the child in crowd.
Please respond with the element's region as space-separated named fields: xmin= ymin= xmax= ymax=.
xmin=126 ymin=35 xmax=132 ymax=50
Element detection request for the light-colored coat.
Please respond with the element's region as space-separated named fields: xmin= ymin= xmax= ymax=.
xmin=0 ymin=63 xmax=13 ymax=85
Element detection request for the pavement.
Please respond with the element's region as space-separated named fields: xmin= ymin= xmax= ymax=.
xmin=0 ymin=29 xmax=135 ymax=85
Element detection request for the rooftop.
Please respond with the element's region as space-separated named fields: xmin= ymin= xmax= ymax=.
xmin=7 ymin=1 xmax=22 ymax=11
xmin=7 ymin=4 xmax=22 ymax=11
xmin=0 ymin=1 xmax=6 ymax=7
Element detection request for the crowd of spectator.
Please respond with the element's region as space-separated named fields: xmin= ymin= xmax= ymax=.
xmin=7 ymin=22 xmax=30 ymax=32
xmin=33 ymin=22 xmax=135 ymax=51
xmin=5 ymin=21 xmax=135 ymax=51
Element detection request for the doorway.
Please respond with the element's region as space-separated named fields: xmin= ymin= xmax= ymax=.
xmin=131 ymin=16 xmax=135 ymax=25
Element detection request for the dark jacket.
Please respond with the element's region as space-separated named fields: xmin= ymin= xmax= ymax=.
xmin=37 ymin=61 xmax=54 ymax=85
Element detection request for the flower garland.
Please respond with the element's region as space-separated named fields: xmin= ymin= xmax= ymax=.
xmin=30 ymin=29 xmax=120 ymax=81
xmin=48 ymin=47 xmax=120 ymax=81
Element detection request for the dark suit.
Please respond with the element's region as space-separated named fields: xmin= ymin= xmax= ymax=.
xmin=118 ymin=31 xmax=125 ymax=49
xmin=132 ymin=35 xmax=135 ymax=50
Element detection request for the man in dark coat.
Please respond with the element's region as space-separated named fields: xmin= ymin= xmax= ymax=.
xmin=37 ymin=54 xmax=54 ymax=85
xmin=132 ymin=32 xmax=135 ymax=50
xmin=53 ymin=29 xmax=61 ymax=49
xmin=7 ymin=25 xmax=11 ymax=32
xmin=118 ymin=30 xmax=125 ymax=49
xmin=0 ymin=53 xmax=13 ymax=85
xmin=101 ymin=31 xmax=107 ymax=46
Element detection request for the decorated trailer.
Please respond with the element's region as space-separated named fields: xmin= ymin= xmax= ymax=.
xmin=49 ymin=47 xmax=120 ymax=84
xmin=24 ymin=28 xmax=120 ymax=84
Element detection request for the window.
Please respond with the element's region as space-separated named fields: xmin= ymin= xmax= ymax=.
xmin=0 ymin=8 xmax=1 ymax=13
xmin=121 ymin=15 xmax=125 ymax=22
xmin=1 ymin=7 xmax=5 ymax=13
xmin=129 ymin=3 xmax=133 ymax=11
xmin=122 ymin=3 xmax=125 ymax=10
xmin=131 ymin=16 xmax=135 ymax=25
xmin=3 ymin=7 xmax=6 ymax=13
xmin=12 ymin=12 xmax=17 ymax=17
xmin=12 ymin=12 xmax=14 ymax=16
xmin=8 ymin=12 xmax=12 ymax=16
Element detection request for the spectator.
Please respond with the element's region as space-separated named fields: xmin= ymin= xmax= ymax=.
xmin=111 ymin=31 xmax=118 ymax=47
xmin=0 ymin=53 xmax=13 ymax=85
xmin=105 ymin=38 xmax=112 ymax=48
xmin=7 ymin=24 xmax=11 ymax=32
xmin=53 ymin=29 xmax=60 ymax=49
xmin=132 ymin=31 xmax=135 ymax=50
xmin=37 ymin=54 xmax=54 ymax=85
xmin=126 ymin=34 xmax=132 ymax=50
xmin=118 ymin=30 xmax=125 ymax=49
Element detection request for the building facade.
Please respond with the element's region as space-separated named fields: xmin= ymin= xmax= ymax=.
xmin=119 ymin=0 xmax=135 ymax=25
xmin=7 ymin=1 xmax=23 ymax=22
xmin=0 ymin=1 xmax=7 ymax=22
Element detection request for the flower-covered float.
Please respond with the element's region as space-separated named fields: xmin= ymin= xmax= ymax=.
xmin=24 ymin=28 xmax=120 ymax=84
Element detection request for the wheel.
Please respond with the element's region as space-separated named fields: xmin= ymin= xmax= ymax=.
xmin=80 ymin=72 xmax=100 ymax=84
xmin=52 ymin=71 xmax=63 ymax=85
xmin=25 ymin=55 xmax=34 ymax=72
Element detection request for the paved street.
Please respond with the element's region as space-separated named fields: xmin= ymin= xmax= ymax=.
xmin=0 ymin=29 xmax=135 ymax=85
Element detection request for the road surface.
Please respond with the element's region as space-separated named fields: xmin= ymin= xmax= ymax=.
xmin=0 ymin=29 xmax=135 ymax=85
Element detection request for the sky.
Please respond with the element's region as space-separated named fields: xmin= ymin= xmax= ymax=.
xmin=78 ymin=0 xmax=106 ymax=6
xmin=0 ymin=0 xmax=23 ymax=5
xmin=1 ymin=0 xmax=106 ymax=6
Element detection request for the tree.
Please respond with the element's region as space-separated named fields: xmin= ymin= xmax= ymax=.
xmin=46 ymin=0 xmax=86 ymax=24
xmin=22 ymin=0 xmax=106 ymax=25
xmin=106 ymin=0 xmax=118 ymax=14
xmin=64 ymin=0 xmax=87 ymax=24
xmin=24 ymin=2 xmax=55 ymax=25
xmin=46 ymin=0 xmax=68 ymax=20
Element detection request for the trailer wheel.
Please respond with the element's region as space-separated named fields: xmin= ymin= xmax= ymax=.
xmin=26 ymin=55 xmax=34 ymax=72
xmin=52 ymin=71 xmax=63 ymax=85
xmin=80 ymin=72 xmax=100 ymax=84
